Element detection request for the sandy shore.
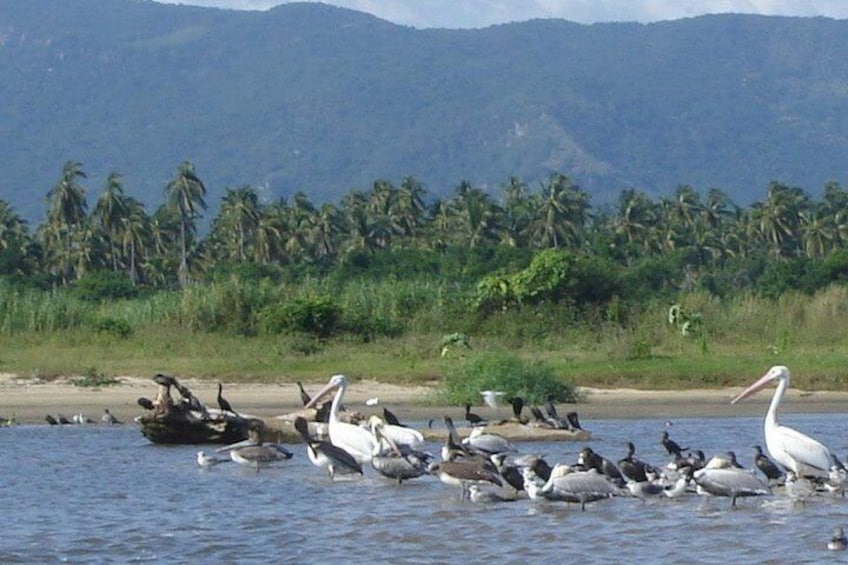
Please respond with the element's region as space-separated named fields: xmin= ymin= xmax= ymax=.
xmin=2 ymin=373 xmax=847 ymax=426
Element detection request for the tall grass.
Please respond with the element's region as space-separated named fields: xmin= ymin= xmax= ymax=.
xmin=3 ymin=279 xmax=848 ymax=390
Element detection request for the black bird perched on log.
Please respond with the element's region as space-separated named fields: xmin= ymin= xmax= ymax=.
xmin=315 ymin=401 xmax=331 ymax=423
xmin=152 ymin=373 xmax=176 ymax=387
xmin=465 ymin=404 xmax=487 ymax=427
xmin=506 ymin=397 xmax=526 ymax=423
xmin=754 ymin=445 xmax=784 ymax=482
xmin=296 ymin=382 xmax=311 ymax=406
xmin=661 ymin=431 xmax=688 ymax=458
xmin=217 ymin=383 xmax=237 ymax=416
xmin=174 ymin=381 xmax=206 ymax=415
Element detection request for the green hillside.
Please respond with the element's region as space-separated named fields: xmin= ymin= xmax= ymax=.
xmin=2 ymin=1 xmax=848 ymax=220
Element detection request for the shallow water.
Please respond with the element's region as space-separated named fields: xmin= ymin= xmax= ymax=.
xmin=2 ymin=413 xmax=848 ymax=563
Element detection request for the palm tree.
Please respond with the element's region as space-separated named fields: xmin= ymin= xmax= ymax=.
xmin=396 ymin=176 xmax=428 ymax=241
xmin=94 ymin=172 xmax=129 ymax=272
xmin=119 ymin=197 xmax=150 ymax=285
xmin=252 ymin=204 xmax=283 ymax=264
xmin=451 ymin=180 xmax=500 ymax=248
xmin=312 ymin=202 xmax=342 ymax=259
xmin=366 ymin=179 xmax=407 ymax=250
xmin=751 ymin=181 xmax=808 ymax=258
xmin=0 ymin=200 xmax=28 ymax=252
xmin=799 ymin=209 xmax=835 ymax=259
xmin=499 ymin=176 xmax=534 ymax=248
xmin=0 ymin=200 xmax=32 ymax=275
xmin=531 ymin=173 xmax=590 ymax=249
xmin=164 ymin=161 xmax=207 ymax=287
xmin=42 ymin=160 xmax=89 ymax=283
xmin=216 ymin=186 xmax=260 ymax=262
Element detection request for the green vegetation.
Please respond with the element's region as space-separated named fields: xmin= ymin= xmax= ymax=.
xmin=3 ymin=168 xmax=848 ymax=396
xmin=438 ymin=352 xmax=582 ymax=405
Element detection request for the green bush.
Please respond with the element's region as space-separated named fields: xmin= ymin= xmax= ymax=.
xmin=438 ymin=351 xmax=582 ymax=405
xmin=71 ymin=367 xmax=120 ymax=387
xmin=259 ymin=296 xmax=341 ymax=338
xmin=92 ymin=317 xmax=134 ymax=339
xmin=72 ymin=271 xmax=138 ymax=302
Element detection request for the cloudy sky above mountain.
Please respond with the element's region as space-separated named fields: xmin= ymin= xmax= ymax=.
xmin=158 ymin=0 xmax=848 ymax=28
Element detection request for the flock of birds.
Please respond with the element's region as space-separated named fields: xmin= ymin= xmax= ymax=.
xmin=44 ymin=408 xmax=122 ymax=426
xmin=192 ymin=365 xmax=848 ymax=550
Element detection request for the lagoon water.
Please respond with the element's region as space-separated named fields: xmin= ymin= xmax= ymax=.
xmin=2 ymin=413 xmax=848 ymax=563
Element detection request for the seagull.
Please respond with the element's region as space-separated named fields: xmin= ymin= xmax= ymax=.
xmin=828 ymin=527 xmax=847 ymax=551
xmin=101 ymin=408 xmax=121 ymax=425
xmin=365 ymin=397 xmax=379 ymax=407
xmin=197 ymin=451 xmax=228 ymax=467
xmin=480 ymin=390 xmax=504 ymax=409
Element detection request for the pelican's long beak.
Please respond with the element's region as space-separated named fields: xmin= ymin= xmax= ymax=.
xmin=730 ymin=369 xmax=777 ymax=404
xmin=216 ymin=438 xmax=253 ymax=453
xmin=304 ymin=381 xmax=339 ymax=409
xmin=371 ymin=419 xmax=403 ymax=456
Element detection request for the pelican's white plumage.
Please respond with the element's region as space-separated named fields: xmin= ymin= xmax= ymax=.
xmin=306 ymin=374 xmax=378 ymax=464
xmin=367 ymin=415 xmax=425 ymax=451
xmin=731 ymin=365 xmax=837 ymax=479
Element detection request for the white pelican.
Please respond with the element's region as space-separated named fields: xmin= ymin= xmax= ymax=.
xmin=367 ymin=415 xmax=425 ymax=451
xmin=305 ymin=374 xmax=378 ymax=464
xmin=731 ymin=365 xmax=839 ymax=479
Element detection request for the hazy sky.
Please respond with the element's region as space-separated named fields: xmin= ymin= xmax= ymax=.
xmin=156 ymin=0 xmax=848 ymax=28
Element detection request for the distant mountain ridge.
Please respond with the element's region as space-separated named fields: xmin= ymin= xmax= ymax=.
xmin=2 ymin=0 xmax=848 ymax=221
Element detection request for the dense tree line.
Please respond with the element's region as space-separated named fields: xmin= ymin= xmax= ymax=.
xmin=3 ymin=160 xmax=848 ymax=307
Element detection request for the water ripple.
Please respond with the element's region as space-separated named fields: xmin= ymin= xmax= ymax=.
xmin=3 ymin=415 xmax=848 ymax=562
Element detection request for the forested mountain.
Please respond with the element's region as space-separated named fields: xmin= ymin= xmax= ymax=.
xmin=2 ymin=0 xmax=848 ymax=221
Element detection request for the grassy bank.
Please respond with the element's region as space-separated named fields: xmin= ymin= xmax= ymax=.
xmin=2 ymin=279 xmax=848 ymax=392
xmin=1 ymin=323 xmax=846 ymax=392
